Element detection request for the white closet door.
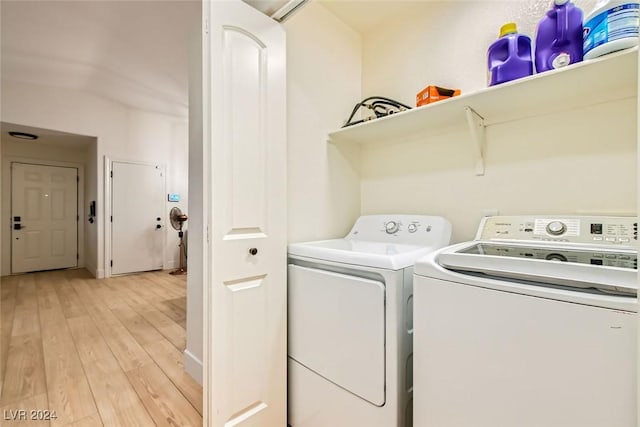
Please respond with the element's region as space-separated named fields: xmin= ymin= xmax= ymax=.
xmin=204 ymin=1 xmax=287 ymax=426
xmin=111 ymin=161 xmax=164 ymax=275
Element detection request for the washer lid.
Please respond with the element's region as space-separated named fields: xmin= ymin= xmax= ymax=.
xmin=427 ymin=241 xmax=637 ymax=296
xmin=288 ymin=239 xmax=437 ymax=270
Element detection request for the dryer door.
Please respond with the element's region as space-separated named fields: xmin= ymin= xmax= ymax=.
xmin=288 ymin=264 xmax=386 ymax=406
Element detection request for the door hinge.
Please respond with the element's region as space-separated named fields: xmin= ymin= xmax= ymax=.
xmin=110 ymin=216 xmax=113 ymax=222
xmin=77 ymin=214 xmax=79 ymax=221
xmin=110 ymin=171 xmax=113 ymax=178
xmin=77 ymin=253 xmax=79 ymax=260
xmin=77 ymin=176 xmax=79 ymax=182
xmin=110 ymin=260 xmax=113 ymax=267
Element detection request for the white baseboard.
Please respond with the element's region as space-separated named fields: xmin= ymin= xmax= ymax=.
xmin=95 ymin=268 xmax=105 ymax=279
xmin=164 ymin=259 xmax=179 ymax=270
xmin=184 ymin=349 xmax=203 ymax=385
xmin=85 ymin=261 xmax=99 ymax=278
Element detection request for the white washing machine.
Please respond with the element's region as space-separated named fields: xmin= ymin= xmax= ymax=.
xmin=287 ymin=215 xmax=452 ymax=427
xmin=413 ymin=215 xmax=637 ymax=427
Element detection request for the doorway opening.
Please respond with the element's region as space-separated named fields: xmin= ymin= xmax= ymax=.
xmin=1 ymin=122 xmax=95 ymax=277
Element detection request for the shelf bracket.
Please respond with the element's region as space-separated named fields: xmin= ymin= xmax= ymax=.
xmin=464 ymin=106 xmax=486 ymax=176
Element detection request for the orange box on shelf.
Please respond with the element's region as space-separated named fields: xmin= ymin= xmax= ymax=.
xmin=416 ymin=85 xmax=461 ymax=107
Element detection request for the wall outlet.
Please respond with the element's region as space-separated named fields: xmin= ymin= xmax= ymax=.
xmin=481 ymin=209 xmax=499 ymax=217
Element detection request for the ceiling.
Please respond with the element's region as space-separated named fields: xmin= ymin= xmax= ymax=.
xmin=1 ymin=0 xmax=200 ymax=118
xmin=1 ymin=122 xmax=96 ymax=150
xmin=0 ymin=0 xmax=400 ymax=123
xmin=245 ymin=0 xmax=292 ymax=16
xmin=318 ymin=1 xmax=428 ymax=33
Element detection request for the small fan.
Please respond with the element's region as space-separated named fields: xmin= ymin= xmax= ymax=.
xmin=169 ymin=207 xmax=188 ymax=275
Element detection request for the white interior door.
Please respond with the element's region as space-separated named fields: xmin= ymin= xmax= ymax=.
xmin=11 ymin=162 xmax=78 ymax=273
xmin=205 ymin=1 xmax=287 ymax=426
xmin=111 ymin=161 xmax=164 ymax=275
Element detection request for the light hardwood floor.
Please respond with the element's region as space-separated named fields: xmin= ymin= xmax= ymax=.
xmin=0 ymin=269 xmax=202 ymax=427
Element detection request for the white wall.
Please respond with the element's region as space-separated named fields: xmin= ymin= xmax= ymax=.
xmin=358 ymin=0 xmax=635 ymax=243
xmin=186 ymin=9 xmax=204 ymax=384
xmin=1 ymin=81 xmax=189 ymax=277
xmin=362 ymin=0 xmax=598 ymax=105
xmin=284 ymin=1 xmax=362 ymax=243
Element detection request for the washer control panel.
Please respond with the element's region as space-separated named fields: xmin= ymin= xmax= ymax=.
xmin=460 ymin=243 xmax=637 ymax=270
xmin=477 ymin=215 xmax=637 ymax=246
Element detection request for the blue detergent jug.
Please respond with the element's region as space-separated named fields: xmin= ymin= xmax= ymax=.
xmin=535 ymin=0 xmax=584 ymax=72
xmin=487 ymin=23 xmax=534 ymax=86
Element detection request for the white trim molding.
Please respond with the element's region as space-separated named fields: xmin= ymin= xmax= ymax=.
xmin=184 ymin=349 xmax=203 ymax=385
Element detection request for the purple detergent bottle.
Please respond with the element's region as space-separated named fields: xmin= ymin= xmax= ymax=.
xmin=487 ymin=23 xmax=533 ymax=86
xmin=535 ymin=0 xmax=584 ymax=72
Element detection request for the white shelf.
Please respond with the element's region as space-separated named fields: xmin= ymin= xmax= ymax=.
xmin=328 ymin=47 xmax=637 ymax=175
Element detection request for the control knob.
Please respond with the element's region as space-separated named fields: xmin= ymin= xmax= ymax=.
xmin=408 ymin=224 xmax=418 ymax=233
xmin=385 ymin=221 xmax=400 ymax=234
xmin=546 ymin=221 xmax=567 ymax=236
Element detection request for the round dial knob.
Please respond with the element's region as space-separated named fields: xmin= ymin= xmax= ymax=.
xmin=408 ymin=224 xmax=418 ymax=233
xmin=545 ymin=253 xmax=568 ymax=262
xmin=385 ymin=221 xmax=400 ymax=234
xmin=546 ymin=221 xmax=567 ymax=236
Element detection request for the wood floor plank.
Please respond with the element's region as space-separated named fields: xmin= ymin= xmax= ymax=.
xmin=135 ymin=306 xmax=186 ymax=351
xmin=155 ymin=299 xmax=187 ymax=327
xmin=153 ymin=279 xmax=185 ymax=300
xmin=1 ymin=333 xmax=47 ymax=406
xmin=144 ymin=339 xmax=202 ymax=415
xmin=111 ymin=276 xmax=163 ymax=305
xmin=11 ymin=276 xmax=40 ymax=337
xmin=52 ymin=281 xmax=87 ymax=320
xmin=105 ymin=277 xmax=185 ymax=331
xmin=0 ymin=392 xmax=50 ymax=427
xmin=1 ymin=277 xmax=18 ymax=401
xmin=110 ymin=305 xmax=165 ymax=346
xmin=35 ymin=277 xmax=98 ymax=425
xmin=101 ymin=280 xmax=150 ymax=308
xmin=104 ymin=279 xmax=186 ymax=351
xmin=70 ymin=281 xmax=152 ymax=373
xmin=126 ymin=362 xmax=202 ymax=427
xmin=66 ymin=316 xmax=114 ymax=367
xmin=62 ymin=413 xmax=103 ymax=427
xmin=47 ymin=378 xmax=97 ymax=427
xmin=140 ymin=274 xmax=184 ymax=300
xmin=1 ymin=268 xmax=202 ymax=425
xmin=82 ymin=358 xmax=155 ymax=427
xmin=88 ymin=281 xmax=127 ymax=311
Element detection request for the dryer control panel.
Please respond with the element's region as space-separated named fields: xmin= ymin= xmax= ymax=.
xmin=347 ymin=215 xmax=452 ymax=248
xmin=477 ymin=215 xmax=637 ymax=247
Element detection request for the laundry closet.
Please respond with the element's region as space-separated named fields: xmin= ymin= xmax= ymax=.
xmin=285 ymin=0 xmax=636 ymax=246
xmin=283 ymin=1 xmax=637 ymax=426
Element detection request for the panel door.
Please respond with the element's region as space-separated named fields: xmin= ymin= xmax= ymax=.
xmin=205 ymin=1 xmax=287 ymax=426
xmin=11 ymin=162 xmax=78 ymax=273
xmin=111 ymin=161 xmax=164 ymax=275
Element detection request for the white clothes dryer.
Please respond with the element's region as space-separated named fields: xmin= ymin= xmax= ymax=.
xmin=287 ymin=215 xmax=452 ymax=427
xmin=413 ymin=215 xmax=637 ymax=427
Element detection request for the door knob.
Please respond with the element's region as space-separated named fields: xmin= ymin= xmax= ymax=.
xmin=249 ymin=248 xmax=258 ymax=256
xmin=156 ymin=224 xmax=162 ymax=229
